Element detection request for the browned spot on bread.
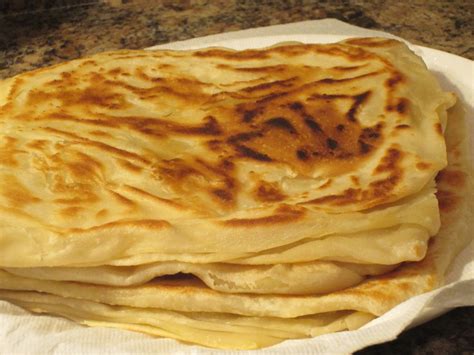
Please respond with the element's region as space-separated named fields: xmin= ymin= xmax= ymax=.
xmin=436 ymin=190 xmax=459 ymax=212
xmin=116 ymin=159 xmax=143 ymax=173
xmin=319 ymin=179 xmax=332 ymax=189
xmin=397 ymin=281 xmax=414 ymax=292
xmin=109 ymin=191 xmax=136 ymax=207
xmin=65 ymin=152 xmax=103 ymax=182
xmin=206 ymin=139 xmax=223 ymax=151
xmin=358 ymin=140 xmax=373 ymax=154
xmin=317 ymin=71 xmax=383 ymax=85
xmin=435 ymin=123 xmax=443 ymax=136
xmin=360 ymin=124 xmax=383 ymax=140
xmin=306 ymin=147 xmax=403 ymax=207
xmin=60 ymin=206 xmax=83 ymax=217
xmin=79 ymin=140 xmax=150 ymax=164
xmin=386 ymin=98 xmax=409 ymax=114
xmin=153 ymin=60 xmax=172 ymax=67
xmin=156 ymin=157 xmax=238 ymax=209
xmin=54 ymin=191 xmax=99 ymax=205
xmin=303 ymin=115 xmax=323 ymax=133
xmin=212 ymin=189 xmax=233 ymax=203
xmin=27 ymin=69 xmax=213 ymax=114
xmin=70 ymin=219 xmax=171 ymax=233
xmin=0 ymin=137 xmax=22 ymax=167
xmin=345 ymin=38 xmax=398 ymax=48
xmin=296 ymin=148 xmax=310 ymax=161
xmin=79 ymin=59 xmax=97 ymax=67
xmin=235 ymin=145 xmax=272 ymax=162
xmin=369 ymin=174 xmax=400 ymax=199
xmin=326 ymin=138 xmax=338 ymax=150
xmin=224 ymin=88 xmax=384 ymax=175
xmin=416 ymin=162 xmax=431 ymax=170
xmin=194 ymin=48 xmax=269 ymax=60
xmin=264 ymin=117 xmax=297 ymax=134
xmin=217 ymin=64 xmax=287 ymax=73
xmin=254 ymin=181 xmax=286 ymax=202
xmin=289 ymin=102 xmax=303 ymax=111
xmin=114 ymin=53 xmax=157 ymax=60
xmin=107 ymin=68 xmax=123 ymax=76
xmin=95 ymin=209 xmax=108 ymax=218
xmin=195 ymin=158 xmax=235 ymax=181
xmin=242 ymin=79 xmax=294 ymax=93
xmin=142 ymin=275 xmax=208 ymax=290
xmin=331 ymin=65 xmax=367 ymax=71
xmin=134 ymin=67 xmax=154 ymax=82
xmin=451 ymin=149 xmax=461 ymax=159
xmin=28 ymin=83 xmax=130 ymax=111
xmin=44 ymin=125 xmax=112 ymax=139
xmin=241 ymin=108 xmax=262 ymax=123
xmin=351 ymin=176 xmax=360 ymax=186
xmin=396 ymin=99 xmax=408 ymax=114
xmin=256 ymin=92 xmax=288 ymax=104
xmin=374 ymin=148 xmax=402 ymax=174
xmin=122 ymin=185 xmax=186 ymax=209
xmin=395 ymin=124 xmax=410 ymax=130
xmin=175 ymin=116 xmax=222 ymax=136
xmin=219 ymin=159 xmax=234 ymax=171
xmin=6 ymin=77 xmax=25 ymax=103
xmin=436 ymin=170 xmax=466 ymax=188
xmin=347 ymin=91 xmax=371 ymax=122
xmin=199 ymin=159 xmax=237 ymax=207
xmin=158 ymin=159 xmax=200 ymax=180
xmin=1 ymin=175 xmax=41 ymax=207
xmin=266 ymin=43 xmax=373 ymax=62
xmin=304 ymin=188 xmax=360 ymax=206
xmin=385 ymin=72 xmax=404 ymax=89
xmin=222 ymin=205 xmax=305 ymax=226
xmin=26 ymin=140 xmax=48 ymax=151
xmin=89 ymin=130 xmax=113 ymax=138
xmin=42 ymin=127 xmax=150 ymax=165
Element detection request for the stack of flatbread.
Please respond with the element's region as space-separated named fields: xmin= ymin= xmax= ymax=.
xmin=0 ymin=38 xmax=471 ymax=349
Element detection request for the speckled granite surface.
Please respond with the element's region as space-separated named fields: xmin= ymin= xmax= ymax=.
xmin=1 ymin=0 xmax=473 ymax=79
xmin=0 ymin=0 xmax=473 ymax=353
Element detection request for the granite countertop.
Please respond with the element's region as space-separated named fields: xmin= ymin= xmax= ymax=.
xmin=1 ymin=0 xmax=473 ymax=79
xmin=0 ymin=0 xmax=473 ymax=353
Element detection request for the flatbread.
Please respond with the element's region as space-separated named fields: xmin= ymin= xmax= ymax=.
xmin=0 ymin=290 xmax=375 ymax=349
xmin=0 ymin=38 xmax=452 ymax=268
xmin=5 ymin=260 xmax=396 ymax=295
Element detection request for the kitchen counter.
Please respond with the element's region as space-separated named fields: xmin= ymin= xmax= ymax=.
xmin=0 ymin=0 xmax=473 ymax=353
xmin=1 ymin=0 xmax=473 ymax=79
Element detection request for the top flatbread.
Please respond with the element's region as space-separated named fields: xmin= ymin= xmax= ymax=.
xmin=0 ymin=38 xmax=454 ymax=267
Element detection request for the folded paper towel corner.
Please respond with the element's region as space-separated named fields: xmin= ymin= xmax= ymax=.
xmin=0 ymin=20 xmax=472 ymax=353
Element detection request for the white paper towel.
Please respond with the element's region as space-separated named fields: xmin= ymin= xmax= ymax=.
xmin=1 ymin=19 xmax=473 ymax=355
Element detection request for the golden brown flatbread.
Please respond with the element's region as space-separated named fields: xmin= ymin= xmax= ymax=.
xmin=0 ymin=38 xmax=451 ymax=268
xmin=0 ymin=38 xmax=471 ymax=349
